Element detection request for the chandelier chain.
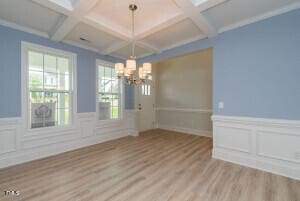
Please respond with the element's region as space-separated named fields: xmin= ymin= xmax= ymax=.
xmin=132 ymin=7 xmax=135 ymax=58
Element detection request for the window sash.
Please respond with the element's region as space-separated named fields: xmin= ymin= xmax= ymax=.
xmin=99 ymin=92 xmax=121 ymax=120
xmin=97 ymin=61 xmax=122 ymax=120
xmin=27 ymin=49 xmax=73 ymax=129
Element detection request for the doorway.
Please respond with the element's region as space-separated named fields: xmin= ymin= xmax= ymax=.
xmin=136 ymin=74 xmax=155 ymax=132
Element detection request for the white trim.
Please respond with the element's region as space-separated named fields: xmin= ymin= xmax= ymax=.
xmin=219 ymin=2 xmax=300 ymax=34
xmin=173 ymin=0 xmax=217 ymax=37
xmin=96 ymin=59 xmax=125 ymax=122
xmin=160 ymin=35 xmax=206 ymax=52
xmin=158 ymin=124 xmax=212 ymax=137
xmin=0 ymin=117 xmax=21 ymax=125
xmin=156 ymin=107 xmax=212 ymax=114
xmin=31 ymin=0 xmax=72 ymax=15
xmin=135 ymin=13 xmax=186 ymax=40
xmin=63 ymin=39 xmax=100 ymax=53
xmin=110 ymin=54 xmax=128 ymax=61
xmin=212 ymin=115 xmax=300 ymax=128
xmin=137 ymin=52 xmax=156 ymax=60
xmin=100 ymin=41 xmax=129 ymax=55
xmin=136 ymin=41 xmax=161 ymax=54
xmin=49 ymin=0 xmax=99 ymax=42
xmin=212 ymin=115 xmax=300 ymax=180
xmin=125 ymin=110 xmax=139 ymax=136
xmin=0 ymin=18 xmax=49 ymax=38
xmin=21 ymin=41 xmax=78 ymax=135
xmin=195 ymin=0 xmax=227 ymax=11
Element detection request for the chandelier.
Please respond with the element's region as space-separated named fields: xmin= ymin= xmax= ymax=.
xmin=114 ymin=4 xmax=152 ymax=85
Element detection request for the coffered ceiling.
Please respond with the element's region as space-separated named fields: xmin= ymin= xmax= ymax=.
xmin=0 ymin=0 xmax=299 ymax=60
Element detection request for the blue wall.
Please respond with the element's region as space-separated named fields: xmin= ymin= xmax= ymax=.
xmin=1 ymin=9 xmax=299 ymax=120
xmin=140 ymin=9 xmax=300 ymax=120
xmin=0 ymin=25 xmax=127 ymax=118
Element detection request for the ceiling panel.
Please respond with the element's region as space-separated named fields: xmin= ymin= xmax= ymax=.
xmin=111 ymin=44 xmax=152 ymax=59
xmin=64 ymin=22 xmax=123 ymax=51
xmin=0 ymin=0 xmax=62 ymax=33
xmin=203 ymin=0 xmax=298 ymax=30
xmin=142 ymin=19 xmax=205 ymax=50
xmin=90 ymin=0 xmax=182 ymax=34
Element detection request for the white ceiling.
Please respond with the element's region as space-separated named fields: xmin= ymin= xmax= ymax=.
xmin=0 ymin=0 xmax=299 ymax=60
xmin=0 ymin=0 xmax=62 ymax=34
xmin=65 ymin=22 xmax=123 ymax=51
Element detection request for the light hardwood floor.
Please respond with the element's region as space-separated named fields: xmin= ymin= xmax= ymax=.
xmin=0 ymin=129 xmax=299 ymax=201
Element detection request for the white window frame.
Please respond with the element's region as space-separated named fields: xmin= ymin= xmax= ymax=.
xmin=96 ymin=59 xmax=124 ymax=122
xmin=21 ymin=41 xmax=77 ymax=133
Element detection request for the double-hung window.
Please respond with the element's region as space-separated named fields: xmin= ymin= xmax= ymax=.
xmin=23 ymin=42 xmax=75 ymax=129
xmin=97 ymin=60 xmax=122 ymax=120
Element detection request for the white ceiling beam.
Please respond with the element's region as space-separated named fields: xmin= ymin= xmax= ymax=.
xmin=136 ymin=41 xmax=161 ymax=54
xmin=100 ymin=41 xmax=161 ymax=56
xmin=50 ymin=16 xmax=78 ymax=41
xmin=63 ymin=39 xmax=99 ymax=52
xmin=173 ymin=0 xmax=217 ymax=37
xmin=160 ymin=35 xmax=205 ymax=52
xmin=49 ymin=0 xmax=99 ymax=41
xmin=32 ymin=0 xmax=72 ymax=15
xmin=135 ymin=13 xmax=186 ymax=40
xmin=196 ymin=0 xmax=228 ymax=12
xmin=100 ymin=41 xmax=130 ymax=55
xmin=138 ymin=52 xmax=156 ymax=59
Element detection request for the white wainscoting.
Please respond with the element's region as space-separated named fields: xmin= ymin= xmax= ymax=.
xmin=0 ymin=110 xmax=138 ymax=169
xmin=212 ymin=115 xmax=300 ymax=180
xmin=156 ymin=107 xmax=212 ymax=137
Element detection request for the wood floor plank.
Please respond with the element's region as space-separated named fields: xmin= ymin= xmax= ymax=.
xmin=0 ymin=129 xmax=299 ymax=201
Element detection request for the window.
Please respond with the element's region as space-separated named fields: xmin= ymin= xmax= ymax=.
xmin=24 ymin=43 xmax=75 ymax=129
xmin=142 ymin=84 xmax=151 ymax=96
xmin=97 ymin=61 xmax=122 ymax=120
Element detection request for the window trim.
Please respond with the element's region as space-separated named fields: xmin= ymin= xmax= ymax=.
xmin=96 ymin=59 xmax=124 ymax=122
xmin=21 ymin=41 xmax=77 ymax=133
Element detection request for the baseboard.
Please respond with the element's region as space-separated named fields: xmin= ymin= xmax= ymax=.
xmin=128 ymin=129 xmax=139 ymax=136
xmin=213 ymin=148 xmax=300 ymax=180
xmin=158 ymin=124 xmax=212 ymax=137
xmin=212 ymin=115 xmax=300 ymax=180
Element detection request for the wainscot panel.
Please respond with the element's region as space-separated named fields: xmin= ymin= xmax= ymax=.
xmin=0 ymin=110 xmax=138 ymax=168
xmin=156 ymin=108 xmax=212 ymax=137
xmin=212 ymin=115 xmax=300 ymax=180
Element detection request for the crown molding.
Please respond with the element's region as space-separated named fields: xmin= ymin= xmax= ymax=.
xmin=62 ymin=39 xmax=99 ymax=53
xmin=219 ymin=2 xmax=300 ymax=34
xmin=0 ymin=18 xmax=49 ymax=38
